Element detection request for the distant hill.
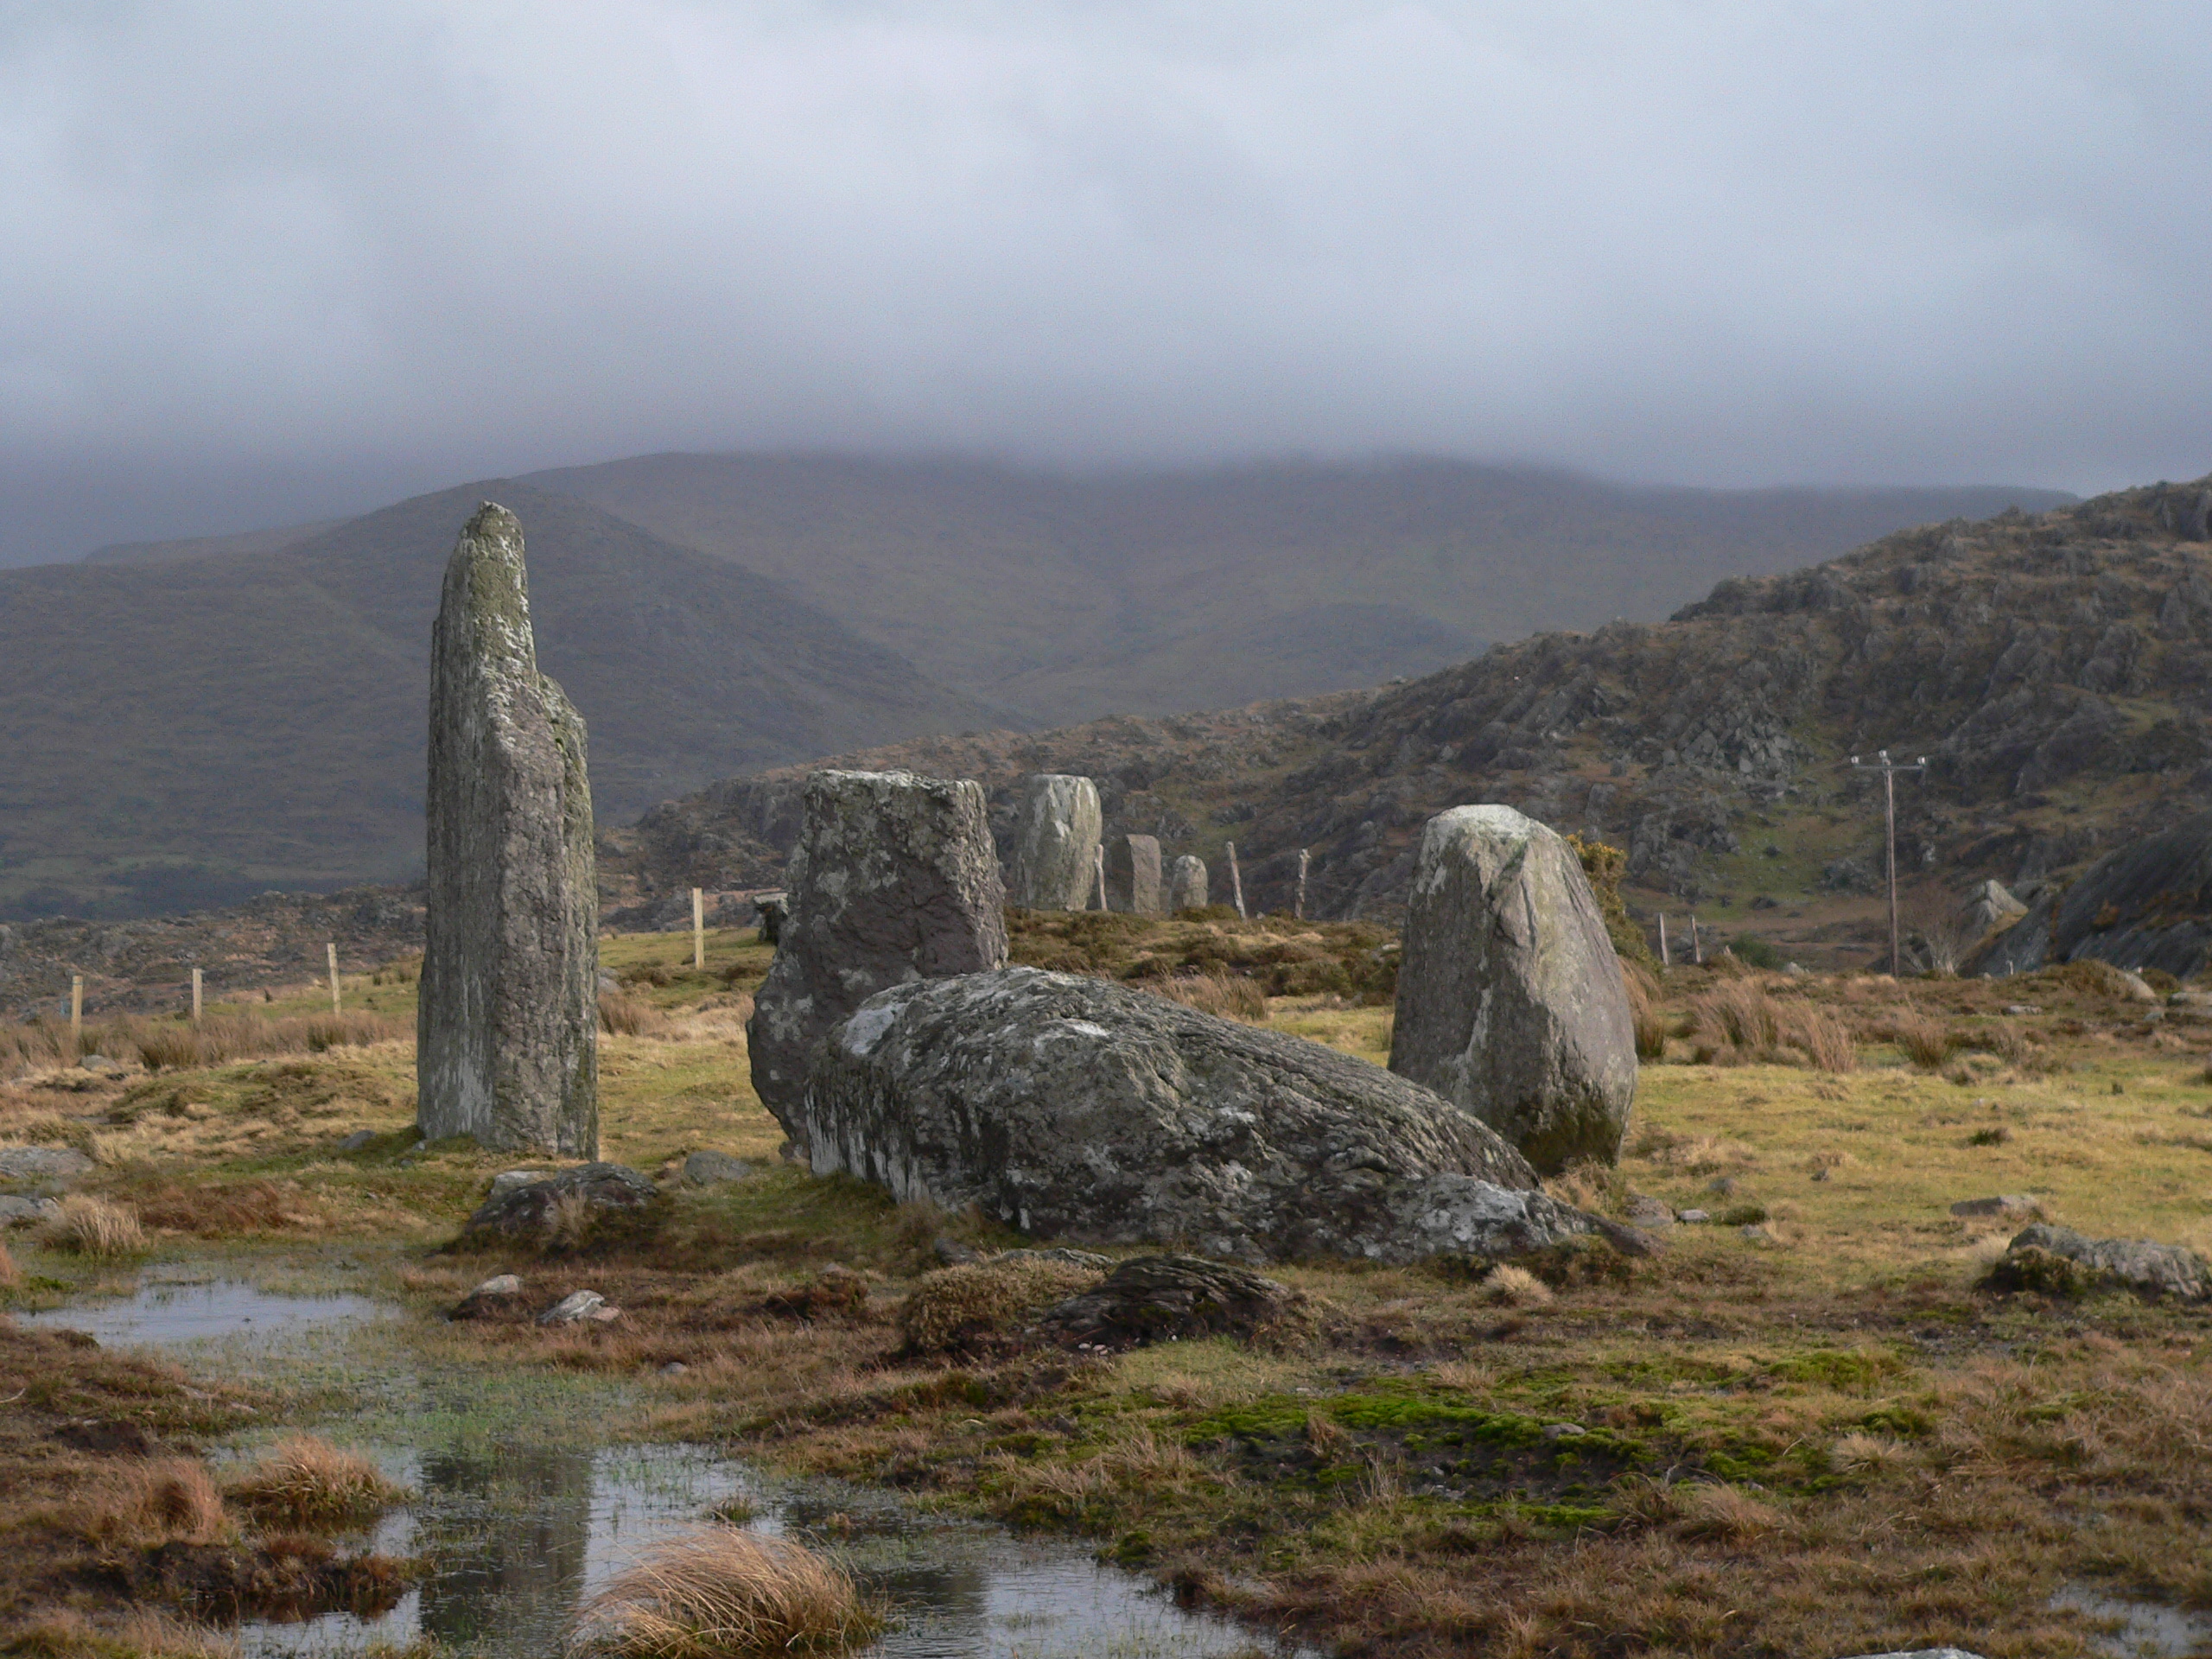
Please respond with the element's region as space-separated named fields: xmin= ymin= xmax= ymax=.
xmin=524 ymin=453 xmax=2075 ymax=725
xmin=0 ymin=484 xmax=994 ymax=918
xmin=83 ymin=520 xmax=346 ymax=565
xmin=601 ymin=474 xmax=2212 ymax=971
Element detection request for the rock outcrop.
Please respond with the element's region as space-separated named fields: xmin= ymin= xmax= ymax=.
xmin=1035 ymin=1255 xmax=1306 ymax=1350
xmin=1007 ymin=774 xmax=1103 ymax=909
xmin=1969 ymin=813 xmax=2212 ymax=978
xmin=458 ymin=1161 xmax=659 ymax=1242
xmin=1986 ymin=1222 xmax=2211 ymax=1300
xmin=798 ymin=966 xmax=1638 ymax=1265
xmin=1167 ymin=855 xmax=1209 ymax=912
xmin=1108 ymin=834 xmax=1165 ymax=916
xmin=747 ymin=769 xmax=1007 ymax=1150
xmin=418 ymin=504 xmax=599 ymax=1156
xmin=1389 ymin=805 xmax=1637 ymax=1173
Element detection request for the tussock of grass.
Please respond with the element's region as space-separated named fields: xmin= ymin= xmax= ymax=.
xmin=564 ymin=1526 xmax=876 ymax=1657
xmin=600 ymin=989 xmax=671 ymax=1038
xmin=898 ymin=1257 xmax=1103 ymax=1355
xmin=66 ymin=1459 xmax=230 ymax=1547
xmin=0 ymin=1239 xmax=18 ymax=1289
xmin=226 ymin=1436 xmax=406 ymax=1529
xmin=1145 ymin=970 xmax=1269 ymax=1024
xmin=1479 ymin=1265 xmax=1553 ymax=1307
xmin=1624 ymin=963 xmax=1669 ymax=1059
xmin=0 ymin=1610 xmax=241 ymax=1658
xmin=39 ymin=1194 xmax=145 ymax=1258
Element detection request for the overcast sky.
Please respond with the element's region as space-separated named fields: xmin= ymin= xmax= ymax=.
xmin=3 ymin=2 xmax=2209 ymax=566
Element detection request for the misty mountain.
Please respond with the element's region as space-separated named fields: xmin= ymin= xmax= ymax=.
xmin=524 ymin=453 xmax=2074 ymax=724
xmin=0 ymin=484 xmax=994 ymax=918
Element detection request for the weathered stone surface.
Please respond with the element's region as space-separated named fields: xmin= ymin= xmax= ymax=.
xmin=537 ymin=1288 xmax=620 ymax=1325
xmin=1167 ymin=855 xmax=1209 ymax=912
xmin=0 ymin=1195 xmax=59 ymax=1226
xmin=1107 ymin=834 xmax=1165 ymax=916
xmin=1388 ymin=805 xmax=1637 ymax=1173
xmin=681 ymin=1148 xmax=750 ymax=1185
xmin=0 ymin=1147 xmax=92 ymax=1182
xmin=754 ymin=892 xmax=788 ymax=944
xmin=798 ymin=966 xmax=1615 ymax=1265
xmin=460 ymin=1161 xmax=660 ymax=1241
xmin=747 ymin=769 xmax=1007 ymax=1148
xmin=1035 ymin=1255 xmax=1305 ymax=1350
xmin=449 ymin=1274 xmax=525 ymax=1320
xmin=1007 ymin=774 xmax=1103 ymax=909
xmin=1949 ymin=1194 xmax=2041 ymax=1220
xmin=1958 ymin=879 xmax=2027 ymax=939
xmin=1836 ymin=1650 xmax=1989 ymax=1659
xmin=1990 ymin=1222 xmax=2211 ymax=1300
xmin=1969 ymin=812 xmax=2212 ymax=978
xmin=418 ymin=503 xmax=599 ymax=1156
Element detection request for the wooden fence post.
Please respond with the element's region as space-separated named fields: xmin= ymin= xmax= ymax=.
xmin=70 ymin=976 xmax=83 ymax=1049
xmin=191 ymin=968 xmax=203 ymax=1026
xmin=1226 ymin=842 xmax=1247 ymax=919
xmin=692 ymin=887 xmax=706 ymax=970
xmin=327 ymin=944 xmax=341 ymax=1014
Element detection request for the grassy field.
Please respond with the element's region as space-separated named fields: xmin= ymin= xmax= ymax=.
xmin=3 ymin=918 xmax=2211 ymax=1656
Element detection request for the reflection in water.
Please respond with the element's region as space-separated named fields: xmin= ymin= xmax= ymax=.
xmin=410 ymin=1443 xmax=594 ymax=1651
xmin=2052 ymin=1585 xmax=2212 ymax=1659
xmin=21 ymin=1279 xmax=386 ymax=1346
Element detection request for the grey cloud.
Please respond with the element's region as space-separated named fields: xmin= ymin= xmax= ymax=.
xmin=3 ymin=2 xmax=2209 ymax=563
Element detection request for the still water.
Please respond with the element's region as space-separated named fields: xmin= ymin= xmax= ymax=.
xmin=37 ymin=1279 xmax=1302 ymax=1659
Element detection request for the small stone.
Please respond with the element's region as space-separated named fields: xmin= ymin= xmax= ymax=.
xmin=1166 ymin=855 xmax=1209 ymax=912
xmin=586 ymin=1305 xmax=623 ymax=1323
xmin=79 ymin=1054 xmax=126 ymax=1077
xmin=450 ymin=1273 xmax=526 ymax=1320
xmin=681 ymin=1149 xmax=751 ymax=1186
xmin=471 ymin=1273 xmax=524 ymax=1298
xmin=1624 ymin=1194 xmax=1675 ymax=1228
xmin=1540 ymin=1423 xmax=1586 ymax=1440
xmin=1706 ymin=1175 xmax=1738 ymax=1197
xmin=659 ymin=1361 xmax=687 ymax=1376
xmin=1677 ymin=1209 xmax=1712 ymax=1224
xmin=488 ymin=1169 xmax=549 ymax=1199
xmin=933 ymin=1236 xmax=980 ymax=1265
xmin=537 ymin=1289 xmax=607 ymax=1325
xmin=0 ymin=1147 xmax=93 ymax=1181
xmin=1951 ymin=1195 xmax=2041 ymax=1220
xmin=1835 ymin=1649 xmax=1991 ymax=1658
xmin=2002 ymin=1004 xmax=2042 ymax=1015
xmin=336 ymin=1130 xmax=378 ymax=1152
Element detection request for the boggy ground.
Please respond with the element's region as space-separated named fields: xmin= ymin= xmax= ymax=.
xmin=3 ymin=918 xmax=2212 ymax=1657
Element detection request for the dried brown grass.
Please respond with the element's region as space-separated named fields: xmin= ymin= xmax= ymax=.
xmin=1146 ymin=969 xmax=1270 ymax=1024
xmin=65 ymin=1459 xmax=231 ymax=1547
xmin=1 ymin=1008 xmax=401 ymax=1073
xmin=600 ymin=990 xmax=671 ymax=1038
xmin=1479 ymin=1265 xmax=1553 ymax=1307
xmin=564 ymin=1526 xmax=876 ymax=1657
xmin=0 ymin=1239 xmax=18 ymax=1290
xmin=897 ymin=1256 xmax=1103 ymax=1355
xmin=1883 ymin=1008 xmax=1959 ymax=1069
xmin=1623 ymin=963 xmax=1668 ymax=1060
xmin=38 ymin=1193 xmax=145 ymax=1258
xmin=2 ymin=1610 xmax=241 ymax=1658
xmin=226 ymin=1435 xmax=405 ymax=1528
xmin=1687 ymin=981 xmax=1860 ymax=1071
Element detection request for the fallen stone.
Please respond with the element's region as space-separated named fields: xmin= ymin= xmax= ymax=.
xmin=1107 ymin=834 xmax=1165 ymax=917
xmin=335 ymin=1130 xmax=378 ymax=1153
xmin=1007 ymin=774 xmax=1103 ymax=910
xmin=0 ymin=1195 xmax=60 ymax=1226
xmin=450 ymin=1274 xmax=525 ymax=1320
xmin=800 ymin=966 xmax=1630 ymax=1266
xmin=537 ymin=1289 xmax=608 ymax=1325
xmin=1949 ymin=1194 xmax=2041 ymax=1220
xmin=1988 ymin=1223 xmax=2211 ymax=1300
xmin=487 ymin=1169 xmax=549 ymax=1199
xmin=1677 ymin=1208 xmax=1712 ymax=1224
xmin=0 ymin=1147 xmax=93 ymax=1182
xmin=461 ymin=1162 xmax=661 ymax=1242
xmin=1035 ymin=1255 xmax=1306 ymax=1351
xmin=747 ymin=768 xmax=1007 ymax=1151
xmin=680 ymin=1149 xmax=751 ymax=1186
xmin=79 ymin=1054 xmax=126 ymax=1077
xmin=418 ymin=502 xmax=599 ymax=1156
xmin=1388 ymin=804 xmax=1638 ymax=1173
xmin=1624 ymin=1193 xmax=1676 ymax=1229
xmin=1167 ymin=855 xmax=1209 ymax=912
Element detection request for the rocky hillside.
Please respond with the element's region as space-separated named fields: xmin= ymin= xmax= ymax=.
xmin=601 ymin=474 xmax=2212 ymax=968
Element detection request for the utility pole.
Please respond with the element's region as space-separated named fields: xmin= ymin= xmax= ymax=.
xmin=1850 ymin=749 xmax=1928 ymax=976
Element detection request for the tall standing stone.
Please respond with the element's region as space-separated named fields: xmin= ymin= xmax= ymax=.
xmin=747 ymin=769 xmax=1006 ymax=1154
xmin=1007 ymin=774 xmax=1103 ymax=909
xmin=1168 ymin=855 xmax=1209 ymax=912
xmin=418 ymin=504 xmax=599 ymax=1156
xmin=1388 ymin=804 xmax=1636 ymax=1174
xmin=1108 ymin=835 xmax=1165 ymax=916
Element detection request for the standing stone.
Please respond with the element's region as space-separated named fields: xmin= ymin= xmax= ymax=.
xmin=747 ymin=769 xmax=1006 ymax=1154
xmin=1007 ymin=774 xmax=1103 ymax=909
xmin=418 ymin=504 xmax=598 ymax=1156
xmin=1168 ymin=855 xmax=1209 ymax=912
xmin=1389 ymin=804 xmax=1637 ymax=1174
xmin=1108 ymin=835 xmax=1165 ymax=916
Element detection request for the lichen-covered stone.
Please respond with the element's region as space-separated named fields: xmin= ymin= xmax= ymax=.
xmin=1007 ymin=774 xmax=1103 ymax=909
xmin=1988 ymin=1222 xmax=2210 ymax=1300
xmin=418 ymin=503 xmax=598 ymax=1155
xmin=747 ymin=769 xmax=1006 ymax=1150
xmin=1108 ymin=834 xmax=1164 ymax=916
xmin=1389 ymin=804 xmax=1637 ymax=1173
xmin=1167 ymin=855 xmax=1209 ymax=912
xmin=800 ymin=966 xmax=1631 ymax=1265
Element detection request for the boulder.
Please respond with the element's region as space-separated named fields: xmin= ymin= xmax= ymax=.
xmin=417 ymin=503 xmax=599 ymax=1156
xmin=1035 ymin=1255 xmax=1305 ymax=1350
xmin=746 ymin=769 xmax=1007 ymax=1151
xmin=0 ymin=1147 xmax=93 ymax=1182
xmin=797 ymin=966 xmax=1634 ymax=1266
xmin=537 ymin=1288 xmax=620 ymax=1325
xmin=1968 ymin=812 xmax=2212 ymax=978
xmin=460 ymin=1162 xmax=660 ymax=1241
xmin=450 ymin=1273 xmax=525 ymax=1320
xmin=1107 ymin=834 xmax=1165 ymax=917
xmin=1987 ymin=1222 xmax=2210 ymax=1300
xmin=681 ymin=1148 xmax=750 ymax=1185
xmin=1167 ymin=855 xmax=1209 ymax=912
xmin=1388 ymin=805 xmax=1638 ymax=1173
xmin=754 ymin=892 xmax=788 ymax=945
xmin=1958 ymin=879 xmax=2027 ymax=939
xmin=1948 ymin=1194 xmax=2041 ymax=1221
xmin=1007 ymin=774 xmax=1103 ymax=909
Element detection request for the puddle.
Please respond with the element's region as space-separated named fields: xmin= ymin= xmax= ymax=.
xmin=20 ymin=1277 xmax=389 ymax=1346
xmin=2053 ymin=1586 xmax=2212 ymax=1659
xmin=36 ymin=1281 xmax=1303 ymax=1659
